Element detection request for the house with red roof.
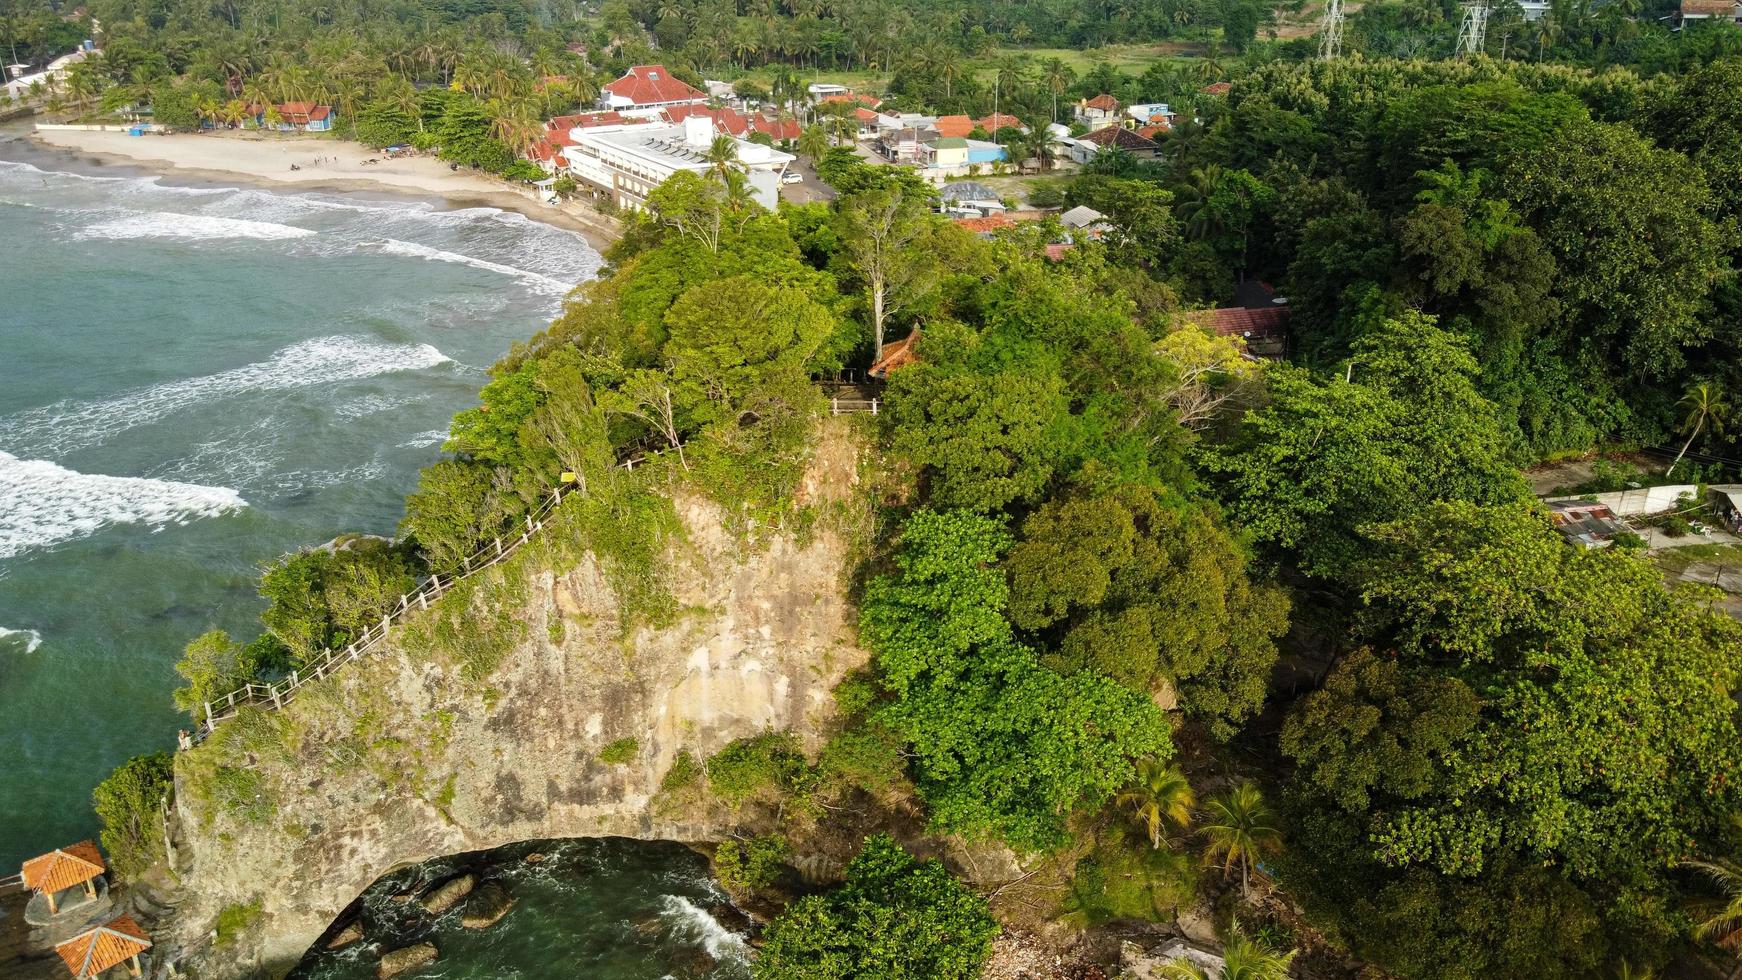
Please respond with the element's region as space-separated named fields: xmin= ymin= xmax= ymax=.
xmin=1074 ymin=124 xmax=1162 ymax=161
xmin=600 ymin=64 xmax=708 ymax=113
xmin=930 ymin=114 xmax=974 ymax=139
xmin=268 ymin=102 xmax=334 ymax=132
xmin=1202 ymin=81 xmax=1232 ymax=96
xmin=1182 ymin=280 xmax=1290 ymax=357
xmin=976 ymin=112 xmax=1025 ymax=134
xmin=821 ymin=92 xmax=882 ymax=109
xmin=661 ymin=104 xmax=801 ymax=142
xmin=1075 ymin=93 xmax=1120 ymax=127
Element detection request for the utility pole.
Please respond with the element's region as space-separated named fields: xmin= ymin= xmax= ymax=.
xmin=1319 ymin=0 xmax=1346 ymax=59
xmin=1457 ymin=2 xmax=1490 ymax=57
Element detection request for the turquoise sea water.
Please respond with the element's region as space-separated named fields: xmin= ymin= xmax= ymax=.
xmin=0 ymin=131 xmax=600 ymax=868
xmin=290 ymin=839 xmax=754 ymax=980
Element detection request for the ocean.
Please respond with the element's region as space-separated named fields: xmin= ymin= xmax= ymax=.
xmin=0 ymin=133 xmax=595 ymax=866
xmin=0 ymin=134 xmax=761 ymax=977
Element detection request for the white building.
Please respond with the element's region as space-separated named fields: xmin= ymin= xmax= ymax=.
xmin=598 ymin=64 xmax=709 ymax=116
xmin=1126 ymin=102 xmax=1175 ymax=125
xmin=563 ymin=115 xmax=795 ymax=212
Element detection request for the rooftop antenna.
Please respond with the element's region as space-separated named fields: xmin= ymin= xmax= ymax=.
xmin=1319 ymin=0 xmax=1346 ymax=59
xmin=1456 ymin=2 xmax=1490 ymax=58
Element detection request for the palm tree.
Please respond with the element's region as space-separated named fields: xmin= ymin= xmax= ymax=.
xmin=1200 ymin=782 xmax=1282 ymax=900
xmin=1683 ymin=858 xmax=1742 ymax=960
xmin=1040 ymin=56 xmax=1075 ymax=124
xmin=1154 ymin=921 xmax=1297 ymax=980
xmin=1117 ymin=760 xmax=1195 ymax=850
xmin=797 ymin=122 xmax=830 ymax=162
xmin=705 ymin=133 xmax=740 ymax=182
xmin=1613 ymin=961 xmax=1658 ymax=980
xmin=1673 ymin=382 xmax=1728 ymax=472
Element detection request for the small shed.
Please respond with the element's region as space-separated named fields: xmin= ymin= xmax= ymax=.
xmin=54 ymin=914 xmax=152 ymax=978
xmin=22 ymin=841 xmax=105 ymax=913
xmin=939 ymin=180 xmax=1006 ymax=217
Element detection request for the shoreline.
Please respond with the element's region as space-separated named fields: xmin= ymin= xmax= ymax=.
xmin=25 ymin=127 xmax=621 ymax=252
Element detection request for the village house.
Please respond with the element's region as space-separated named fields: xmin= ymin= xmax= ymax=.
xmin=1681 ymin=0 xmax=1742 ymax=23
xmin=976 ymin=112 xmax=1025 ymax=134
xmin=938 ymin=180 xmax=1007 ymax=218
xmin=930 ymin=114 xmax=975 ymax=139
xmin=1075 ymin=93 xmax=1120 ymax=127
xmin=877 ymin=125 xmax=930 ymax=162
xmin=1125 ymin=102 xmax=1176 ymax=126
xmin=563 ymin=115 xmax=794 ymax=211
xmin=265 ymin=102 xmax=335 ymax=132
xmin=599 ymin=64 xmax=708 ymax=114
xmin=1182 ymin=281 xmax=1292 ymax=358
xmin=1544 ymin=499 xmax=1629 ymax=548
xmin=663 ymin=103 xmax=802 ymax=142
xmin=1075 ymin=124 xmax=1162 ymax=160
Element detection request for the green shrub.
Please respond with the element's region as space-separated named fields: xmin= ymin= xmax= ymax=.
xmin=91 ymin=752 xmax=173 ymax=882
xmin=599 ymin=738 xmax=638 ymax=765
xmin=215 ymin=900 xmax=263 ymax=945
xmin=211 ymin=767 xmax=274 ymax=824
xmin=757 ymin=835 xmax=997 ymax=980
xmin=661 ymin=750 xmax=702 ymax=792
xmin=1612 ymin=529 xmax=1647 ymax=550
xmin=707 ymin=732 xmax=810 ymax=805
xmin=715 ymin=834 xmax=790 ymax=893
xmin=1662 ymin=516 xmax=1692 ymax=538
xmin=1060 ymin=836 xmax=1197 ymax=927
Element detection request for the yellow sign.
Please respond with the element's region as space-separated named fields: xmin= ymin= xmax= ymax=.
xmin=560 ymin=471 xmax=577 ymax=483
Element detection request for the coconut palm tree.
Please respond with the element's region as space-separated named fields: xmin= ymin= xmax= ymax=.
xmin=705 ymin=133 xmax=741 ymax=182
xmin=1683 ymin=857 xmax=1742 ymax=960
xmin=1154 ymin=921 xmax=1297 ymax=980
xmin=1200 ymin=782 xmax=1282 ymax=899
xmin=1613 ymin=961 xmax=1658 ymax=980
xmin=1040 ymin=57 xmax=1075 ymax=124
xmin=1117 ymin=760 xmax=1196 ymax=849
xmin=798 ymin=122 xmax=830 ymax=162
xmin=1672 ymin=382 xmax=1727 ymax=472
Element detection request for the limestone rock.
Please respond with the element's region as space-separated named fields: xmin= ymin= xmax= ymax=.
xmin=460 ymin=883 xmax=515 ymax=929
xmin=377 ymin=942 xmax=437 ymax=979
xmin=1176 ymin=901 xmax=1218 ymax=944
xmin=420 ymin=874 xmax=474 ymax=915
xmin=523 ymin=852 xmax=546 ymax=864
xmin=326 ymin=921 xmax=363 ymax=950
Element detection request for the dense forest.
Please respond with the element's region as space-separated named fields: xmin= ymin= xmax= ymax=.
xmin=26 ymin=0 xmax=1742 ymax=976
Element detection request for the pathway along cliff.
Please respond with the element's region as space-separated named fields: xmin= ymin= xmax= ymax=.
xmin=151 ymin=418 xmax=873 ymax=977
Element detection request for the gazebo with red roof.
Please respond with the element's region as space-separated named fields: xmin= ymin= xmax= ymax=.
xmin=21 ymin=841 xmax=106 ymax=914
xmin=54 ymin=913 xmax=152 ymax=978
xmin=870 ymin=328 xmax=922 ymax=380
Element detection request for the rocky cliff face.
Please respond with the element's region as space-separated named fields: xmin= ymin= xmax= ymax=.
xmin=164 ymin=421 xmax=871 ymax=976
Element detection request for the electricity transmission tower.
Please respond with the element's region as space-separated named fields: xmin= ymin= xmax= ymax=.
xmin=1318 ymin=0 xmax=1346 ymax=59
xmin=1456 ymin=3 xmax=1490 ymax=57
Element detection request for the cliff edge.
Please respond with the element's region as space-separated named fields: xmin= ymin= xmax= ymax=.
xmin=162 ymin=418 xmax=872 ymax=976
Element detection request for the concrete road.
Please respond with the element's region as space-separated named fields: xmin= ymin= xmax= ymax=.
xmin=778 ymin=157 xmax=837 ymax=204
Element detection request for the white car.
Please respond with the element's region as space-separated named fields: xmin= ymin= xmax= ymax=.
xmin=782 ymin=171 xmax=803 ymax=184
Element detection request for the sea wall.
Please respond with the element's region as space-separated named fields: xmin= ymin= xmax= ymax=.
xmin=163 ymin=420 xmax=871 ymax=977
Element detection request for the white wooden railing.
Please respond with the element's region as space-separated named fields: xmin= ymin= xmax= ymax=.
xmin=183 ymin=396 xmax=886 ymax=747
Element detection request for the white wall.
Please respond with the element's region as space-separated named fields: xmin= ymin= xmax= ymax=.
xmin=1544 ymin=484 xmax=1699 ymax=517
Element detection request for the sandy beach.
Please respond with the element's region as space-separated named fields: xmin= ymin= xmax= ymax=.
xmin=29 ymin=127 xmax=620 ymax=249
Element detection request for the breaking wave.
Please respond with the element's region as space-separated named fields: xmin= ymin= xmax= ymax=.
xmin=0 ymin=337 xmax=452 ymax=458
xmin=0 ymin=452 xmax=245 ymax=559
xmin=376 ymin=239 xmax=577 ymax=297
xmin=0 ymin=626 xmax=43 ymax=653
xmin=657 ymin=895 xmax=752 ymax=964
xmin=78 ymin=211 xmax=316 ymax=241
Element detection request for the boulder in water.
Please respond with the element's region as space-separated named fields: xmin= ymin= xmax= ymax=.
xmin=327 ymin=921 xmax=364 ymax=950
xmin=460 ymin=882 xmax=516 ymax=929
xmin=420 ymin=874 xmax=475 ymax=915
xmin=523 ymin=852 xmax=546 ymax=864
xmin=377 ymin=942 xmax=437 ymax=979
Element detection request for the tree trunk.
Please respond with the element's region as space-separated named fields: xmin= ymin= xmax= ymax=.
xmin=1673 ymin=417 xmax=1705 ymax=470
xmin=871 ymin=279 xmax=886 ymax=362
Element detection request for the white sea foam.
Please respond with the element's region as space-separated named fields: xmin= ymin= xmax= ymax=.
xmin=0 ymin=626 xmax=43 ymax=653
xmin=657 ymin=895 xmax=752 ymax=963
xmin=0 ymin=452 xmax=246 ymax=559
xmin=376 ymin=239 xmax=577 ymax=297
xmin=399 ymin=430 xmax=450 ymax=449
xmin=78 ymin=211 xmax=316 ymax=241
xmin=0 ymin=336 xmax=452 ymax=458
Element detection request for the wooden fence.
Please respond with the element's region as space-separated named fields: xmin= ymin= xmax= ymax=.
xmin=183 ymin=397 xmax=885 ymax=748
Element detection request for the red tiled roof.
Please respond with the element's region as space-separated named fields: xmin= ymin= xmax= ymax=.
xmin=1044 ymin=243 xmax=1075 ymax=262
xmin=1080 ymin=125 xmax=1160 ymax=151
xmin=1083 ymin=93 xmax=1119 ymax=111
xmin=1202 ymin=82 xmax=1232 ymax=95
xmin=603 ymin=64 xmax=706 ymax=106
xmin=1683 ymin=0 xmax=1735 ymax=14
xmin=932 ymin=114 xmax=973 ymax=138
xmin=977 ymin=112 xmax=1023 ymax=132
xmin=1183 ymin=306 xmax=1291 ymax=340
xmin=55 ymin=915 xmax=151 ymax=978
xmin=661 ymin=104 xmax=800 ymax=141
xmin=954 ymin=214 xmax=1016 ymax=234
xmin=548 ymin=111 xmax=628 ymax=131
xmin=854 ymin=106 xmax=881 ymax=122
xmin=822 ymin=92 xmax=882 ymax=108
xmin=1136 ymin=122 xmax=1171 ymax=140
xmin=276 ymin=102 xmax=332 ymax=124
xmin=870 ymin=328 xmax=922 ymax=379
xmin=22 ymin=841 xmax=104 ymax=895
